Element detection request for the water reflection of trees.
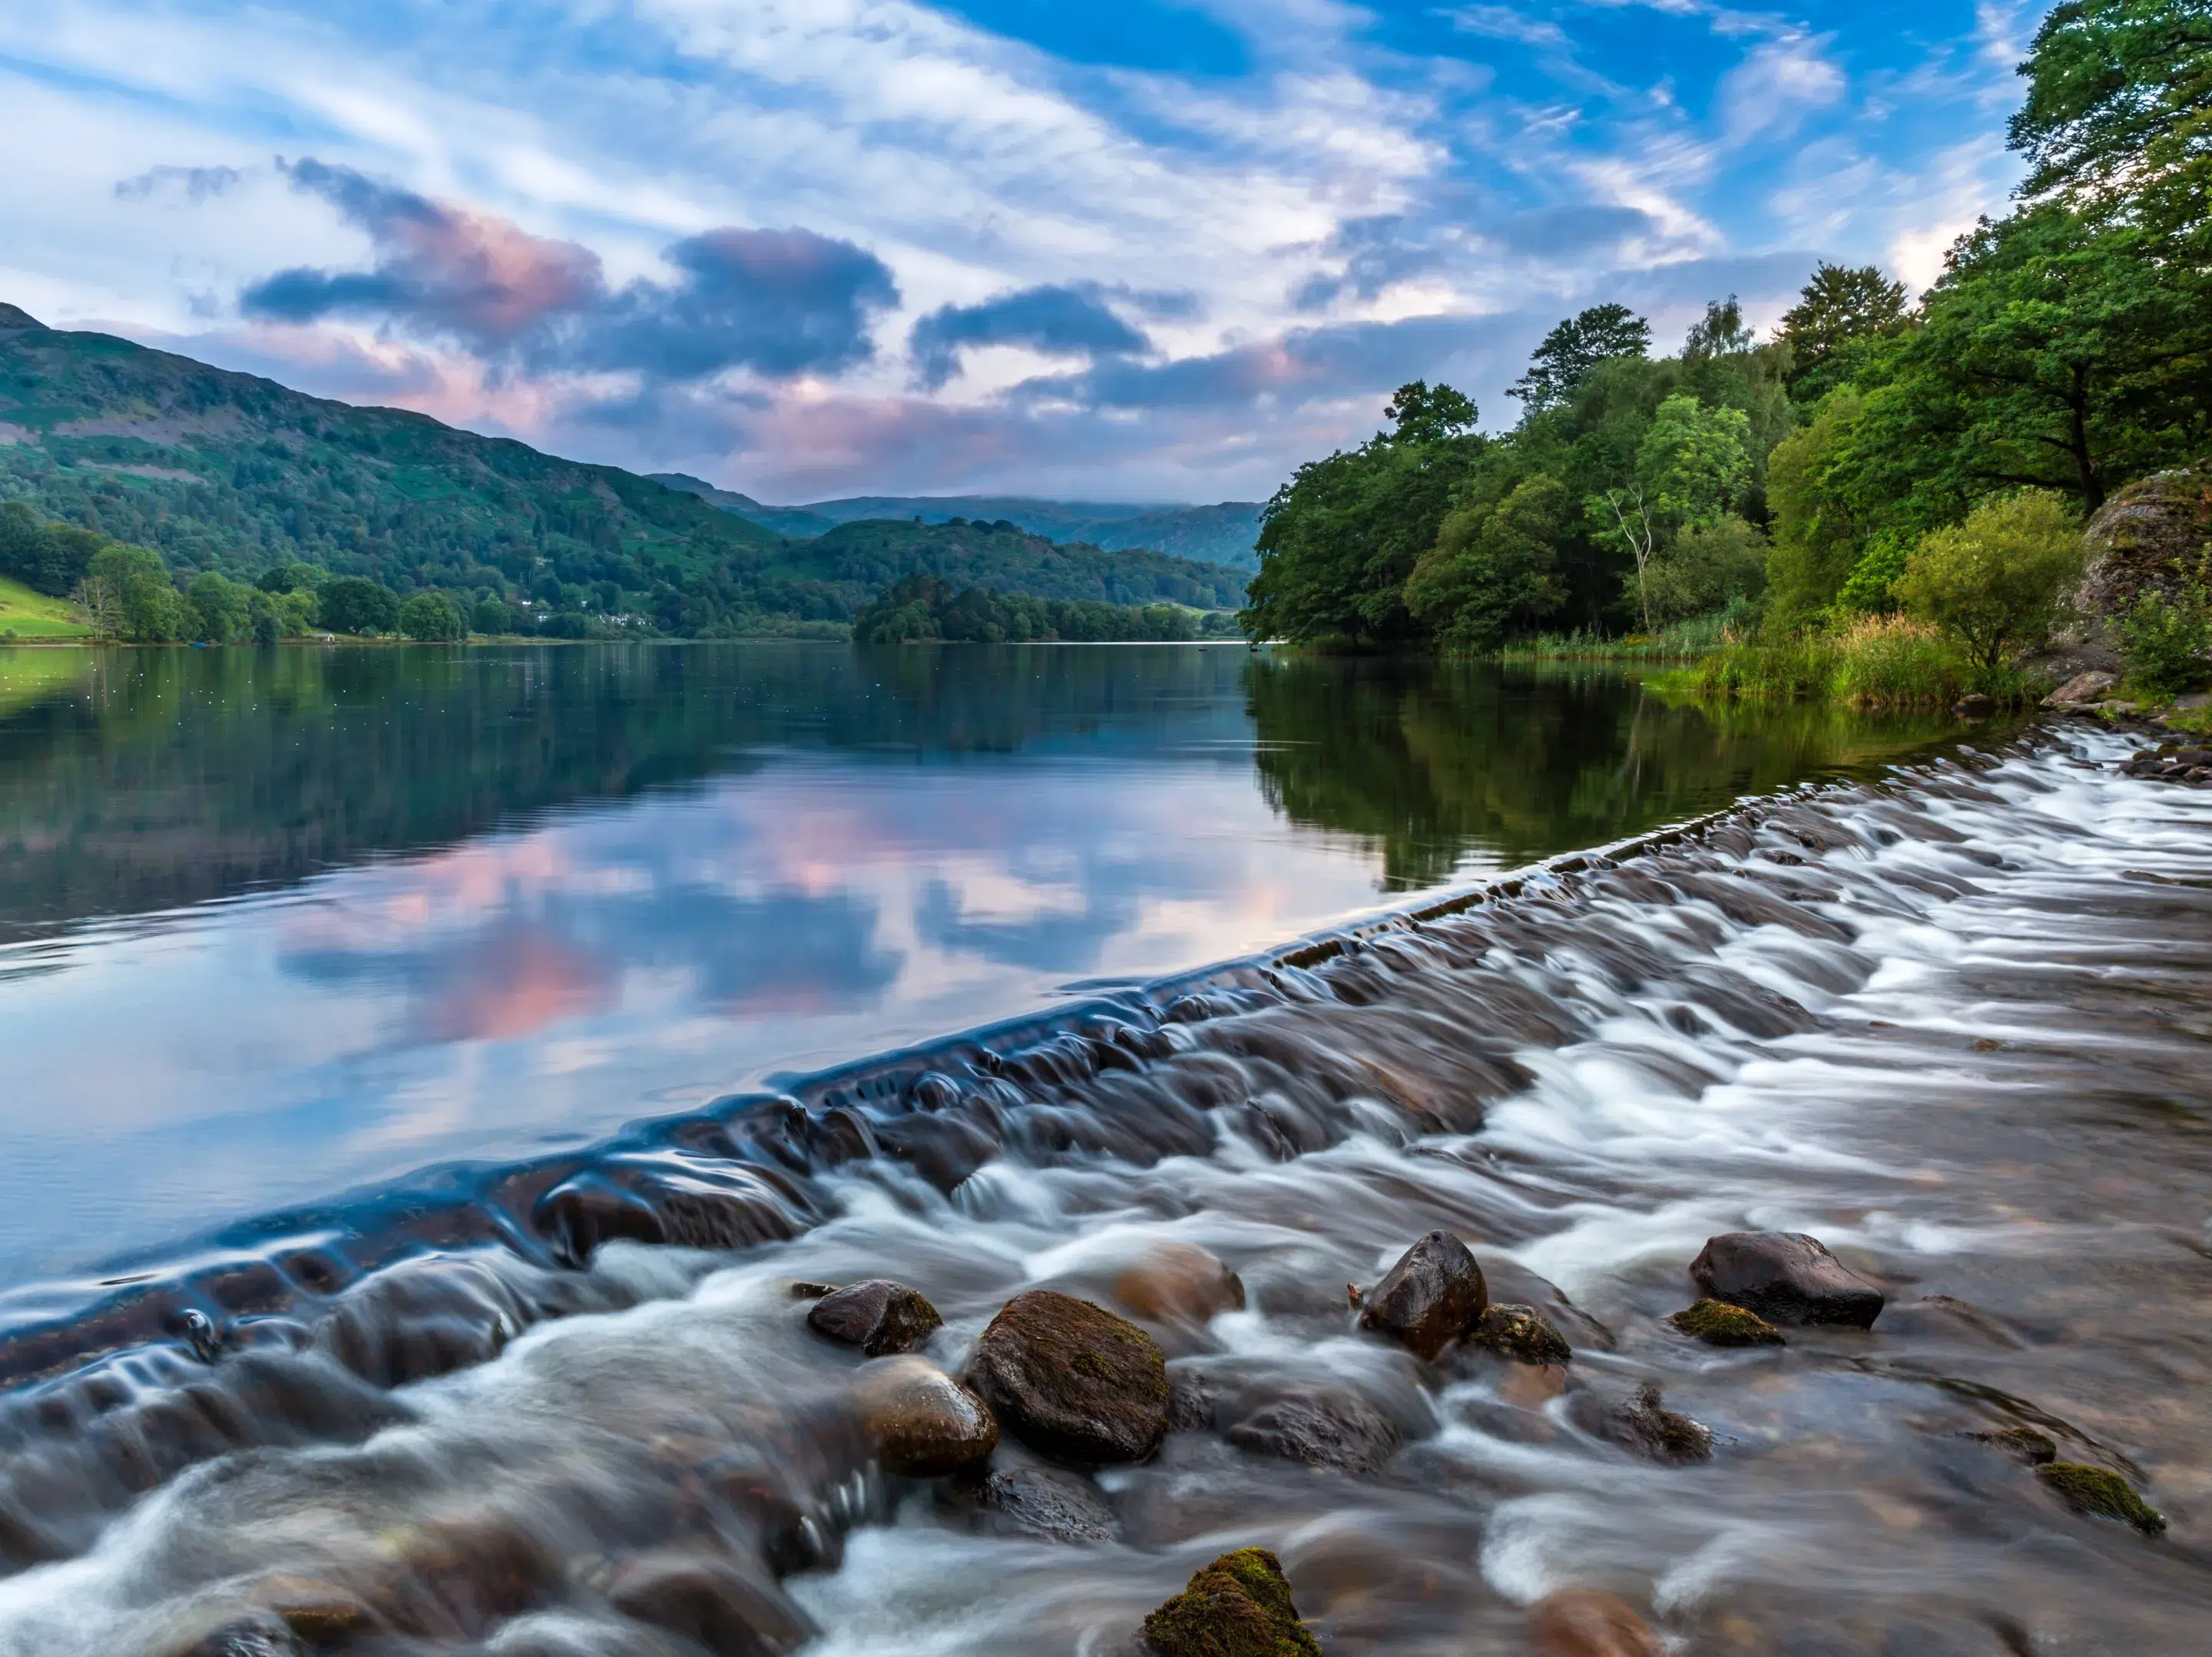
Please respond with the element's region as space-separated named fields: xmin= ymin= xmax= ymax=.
xmin=1244 ymin=656 xmax=1951 ymax=887
xmin=0 ymin=644 xmax=1253 ymax=940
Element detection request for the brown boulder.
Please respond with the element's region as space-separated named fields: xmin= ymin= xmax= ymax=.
xmin=949 ymin=1466 xmax=1120 ymax=1543
xmin=1356 ymin=1231 xmax=1486 ymax=1360
xmin=1528 ymin=1589 xmax=1665 ymax=1657
xmin=1114 ymin=1243 xmax=1247 ymax=1325
xmin=1690 ymin=1232 xmax=1883 ymax=1328
xmin=806 ymin=1279 xmax=942 ymax=1356
xmin=1223 ymin=1385 xmax=1405 ymax=1474
xmin=1142 ymin=1547 xmax=1322 ymax=1656
xmin=965 ymin=1289 xmax=1169 ymax=1465
xmin=607 ymin=1553 xmax=816 ymax=1656
xmin=1470 ymin=1302 xmax=1571 ymax=1365
xmin=854 ymin=1356 xmax=999 ymax=1477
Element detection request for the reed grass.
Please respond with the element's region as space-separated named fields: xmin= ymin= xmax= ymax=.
xmin=1688 ymin=615 xmax=2032 ymax=709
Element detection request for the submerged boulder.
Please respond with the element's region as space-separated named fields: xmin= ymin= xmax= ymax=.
xmin=1966 ymin=1425 xmax=2056 ymax=1465
xmin=1222 ymin=1385 xmax=1405 ymax=1474
xmin=1142 ymin=1547 xmax=1323 ymax=1656
xmin=854 ymin=1356 xmax=998 ymax=1477
xmin=806 ymin=1279 xmax=942 ymax=1357
xmin=2037 ymin=1462 xmax=2166 ymax=1535
xmin=1114 ymin=1243 xmax=1247 ymax=1326
xmin=1575 ymin=1382 xmax=1713 ymax=1464
xmin=947 ymin=1466 xmax=1120 ymax=1544
xmin=1690 ymin=1232 xmax=1883 ymax=1328
xmin=965 ymin=1289 xmax=1170 ymax=1465
xmin=607 ymin=1553 xmax=816 ymax=1655
xmin=1667 ymin=1298 xmax=1785 ymax=1348
xmin=1528 ymin=1589 xmax=1666 ymax=1657
xmin=1356 ymin=1232 xmax=1486 ymax=1361
xmin=1470 ymin=1302 xmax=1572 ymax=1365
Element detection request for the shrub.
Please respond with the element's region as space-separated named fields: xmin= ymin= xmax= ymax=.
xmin=1830 ymin=615 xmax=1975 ymax=706
xmin=2118 ymin=585 xmax=2211 ymax=699
xmin=1895 ymin=491 xmax=2082 ymax=670
xmin=1641 ymin=514 xmax=1767 ymax=625
xmin=399 ymin=591 xmax=467 ymax=641
xmin=1834 ymin=534 xmax=1909 ymax=614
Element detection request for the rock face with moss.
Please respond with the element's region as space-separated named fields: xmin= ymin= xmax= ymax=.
xmin=1356 ymin=1231 xmax=1487 ymax=1360
xmin=1472 ymin=1302 xmax=1574 ymax=1364
xmin=1690 ymin=1231 xmax=1883 ymax=1328
xmin=965 ymin=1289 xmax=1170 ymax=1465
xmin=1667 ymin=1298 xmax=1785 ymax=1347
xmin=2037 ymin=1462 xmax=2166 ymax=1534
xmin=2076 ymin=461 xmax=2212 ymax=637
xmin=1142 ymin=1547 xmax=1323 ymax=1656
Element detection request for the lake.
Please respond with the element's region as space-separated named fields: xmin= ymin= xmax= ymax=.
xmin=0 ymin=642 xmax=1946 ymax=1288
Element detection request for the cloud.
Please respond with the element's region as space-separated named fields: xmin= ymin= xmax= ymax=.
xmin=1492 ymin=203 xmax=1664 ymax=259
xmin=1444 ymin=6 xmax=1574 ymax=51
xmin=1290 ymin=214 xmax=1458 ymax=310
xmin=113 ymin=164 xmax=245 ymax=203
xmin=909 ymin=283 xmax=1150 ymax=391
xmin=240 ymin=158 xmax=898 ymax=382
xmin=1719 ymin=32 xmax=1845 ymax=143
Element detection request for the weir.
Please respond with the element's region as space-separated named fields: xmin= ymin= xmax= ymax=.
xmin=0 ymin=723 xmax=2207 ymax=1653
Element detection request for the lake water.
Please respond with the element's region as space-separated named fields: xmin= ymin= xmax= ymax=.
xmin=2 ymin=643 xmax=2210 ymax=1657
xmin=0 ymin=643 xmax=1947 ymax=1290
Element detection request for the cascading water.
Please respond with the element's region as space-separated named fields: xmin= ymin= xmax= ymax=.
xmin=0 ymin=722 xmax=2207 ymax=1655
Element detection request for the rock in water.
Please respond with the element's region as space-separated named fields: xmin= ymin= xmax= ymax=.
xmin=608 ymin=1553 xmax=817 ymax=1655
xmin=1114 ymin=1242 xmax=1247 ymax=1325
xmin=1356 ymin=1231 xmax=1486 ymax=1360
xmin=854 ymin=1356 xmax=999 ymax=1477
xmin=2036 ymin=1463 xmax=2167 ymax=1535
xmin=1142 ymin=1547 xmax=1323 ymax=1656
xmin=956 ymin=1467 xmax=1120 ymax=1543
xmin=1574 ymin=1382 xmax=1713 ymax=1464
xmin=1689 ymin=1232 xmax=1884 ymax=1328
xmin=2045 ymin=670 xmax=2118 ymax=707
xmin=965 ymin=1289 xmax=1170 ymax=1465
xmin=1471 ymin=1302 xmax=1572 ymax=1364
xmin=1528 ymin=1589 xmax=1665 ymax=1657
xmin=1667 ymin=1298 xmax=1785 ymax=1347
xmin=1223 ymin=1386 xmax=1404 ymax=1473
xmin=806 ymin=1279 xmax=943 ymax=1356
xmin=1968 ymin=1425 xmax=2056 ymax=1464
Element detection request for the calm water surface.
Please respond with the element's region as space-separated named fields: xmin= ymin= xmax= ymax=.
xmin=0 ymin=643 xmax=1946 ymax=1285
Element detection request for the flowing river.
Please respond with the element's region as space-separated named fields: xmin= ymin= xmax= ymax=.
xmin=0 ymin=643 xmax=2201 ymax=1655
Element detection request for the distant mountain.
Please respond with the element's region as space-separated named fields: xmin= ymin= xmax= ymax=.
xmin=653 ymin=477 xmax=1264 ymax=570
xmin=0 ymin=314 xmax=1249 ymax=635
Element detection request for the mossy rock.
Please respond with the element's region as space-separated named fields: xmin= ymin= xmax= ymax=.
xmin=1143 ymin=1547 xmax=1323 ymax=1656
xmin=965 ymin=1288 xmax=1169 ymax=1465
xmin=2036 ymin=1462 xmax=2166 ymax=1535
xmin=2075 ymin=461 xmax=2212 ymax=637
xmin=1667 ymin=1299 xmax=1784 ymax=1348
xmin=1966 ymin=1425 xmax=2055 ymax=1465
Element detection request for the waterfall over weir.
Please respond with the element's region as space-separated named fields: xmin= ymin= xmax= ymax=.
xmin=1 ymin=723 xmax=2208 ymax=1655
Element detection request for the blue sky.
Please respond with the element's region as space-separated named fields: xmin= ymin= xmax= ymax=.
xmin=0 ymin=0 xmax=2037 ymax=503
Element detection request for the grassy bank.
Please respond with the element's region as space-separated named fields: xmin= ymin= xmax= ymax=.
xmin=1495 ymin=611 xmax=1739 ymax=663
xmin=1667 ymin=616 xmax=2032 ymax=709
xmin=0 ymin=576 xmax=92 ymax=640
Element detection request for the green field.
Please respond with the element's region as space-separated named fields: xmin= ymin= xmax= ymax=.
xmin=0 ymin=575 xmax=92 ymax=640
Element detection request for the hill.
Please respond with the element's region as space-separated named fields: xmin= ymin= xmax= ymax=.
xmin=652 ymin=477 xmax=1263 ymax=570
xmin=0 ymin=312 xmax=1249 ymax=635
xmin=0 ymin=575 xmax=91 ymax=640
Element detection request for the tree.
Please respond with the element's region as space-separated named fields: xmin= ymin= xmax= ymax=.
xmin=1776 ymin=263 xmax=1912 ymax=398
xmin=76 ymin=543 xmax=185 ymax=642
xmin=317 ymin=575 xmax=402 ymax=635
xmin=1895 ymin=490 xmax=2084 ymax=670
xmin=472 ymin=596 xmax=513 ymax=635
xmin=1404 ymin=474 xmax=1569 ymax=648
xmin=1636 ymin=395 xmax=1752 ymax=532
xmin=1683 ymin=296 xmax=1756 ymax=360
xmin=2010 ymin=0 xmax=2212 ymax=248
xmin=187 ymin=571 xmax=253 ymax=642
xmin=1641 ymin=514 xmax=1767 ymax=624
xmin=399 ymin=591 xmax=467 ymax=641
xmin=1763 ymin=389 xmax=1873 ymax=625
xmin=1242 ymin=383 xmax=1485 ymax=644
xmin=0 ymin=503 xmax=103 ymax=597
xmin=1507 ymin=305 xmax=1652 ymax=412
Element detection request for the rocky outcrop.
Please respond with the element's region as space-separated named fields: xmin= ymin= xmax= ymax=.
xmin=1667 ymin=1298 xmax=1784 ymax=1347
xmin=1142 ymin=1547 xmax=1323 ymax=1656
xmin=1356 ymin=1232 xmax=1486 ymax=1360
xmin=806 ymin=1280 xmax=942 ymax=1357
xmin=2037 ymin=1462 xmax=2166 ymax=1535
xmin=965 ymin=1289 xmax=1170 ymax=1465
xmin=1690 ymin=1232 xmax=1883 ymax=1328
xmin=854 ymin=1356 xmax=999 ymax=1477
xmin=1528 ymin=1589 xmax=1666 ymax=1657
xmin=2074 ymin=462 xmax=2212 ymax=647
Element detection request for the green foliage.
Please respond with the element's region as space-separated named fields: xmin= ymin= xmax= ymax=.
xmin=1763 ymin=390 xmax=1873 ymax=625
xmin=1895 ymin=491 xmax=2085 ymax=670
xmin=1637 ymin=395 xmax=1753 ymax=533
xmin=1506 ymin=304 xmax=1651 ymax=412
xmin=1243 ymin=382 xmax=1485 ymax=645
xmin=78 ymin=542 xmax=184 ymax=643
xmin=1694 ymin=615 xmax=2022 ymax=709
xmin=399 ymin=591 xmax=468 ymax=642
xmin=1642 ymin=514 xmax=1766 ymax=625
xmin=472 ymin=596 xmax=515 ymax=635
xmin=0 ymin=502 xmax=102 ymax=598
xmin=1775 ymin=263 xmax=1911 ymax=399
xmin=317 ymin=576 xmax=402 ymax=636
xmin=1405 ymin=474 xmax=1568 ymax=649
xmin=1835 ymin=534 xmax=1911 ymax=615
xmin=2118 ymin=581 xmax=2212 ymax=696
xmin=771 ymin=517 xmax=1243 ymax=611
xmin=853 ymin=574 xmax=1230 ymax=644
xmin=186 ymin=571 xmax=253 ymax=643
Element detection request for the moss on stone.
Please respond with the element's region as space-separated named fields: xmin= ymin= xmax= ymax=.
xmin=1471 ymin=1302 xmax=1572 ymax=1365
xmin=1143 ymin=1547 xmax=1323 ymax=1656
xmin=1667 ymin=1298 xmax=1784 ymax=1347
xmin=1966 ymin=1425 xmax=2055 ymax=1465
xmin=2037 ymin=1462 xmax=2166 ymax=1535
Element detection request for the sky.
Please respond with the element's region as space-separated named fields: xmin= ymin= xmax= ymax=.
xmin=0 ymin=0 xmax=2039 ymax=505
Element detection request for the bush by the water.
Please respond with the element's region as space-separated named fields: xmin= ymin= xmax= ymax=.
xmin=2118 ymin=584 xmax=2211 ymax=699
xmin=1696 ymin=615 xmax=2026 ymax=709
xmin=855 ymin=574 xmax=1235 ymax=644
xmin=1892 ymin=491 xmax=2082 ymax=672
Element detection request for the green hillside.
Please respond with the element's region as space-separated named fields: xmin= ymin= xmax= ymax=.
xmin=0 ymin=311 xmax=1248 ymax=637
xmin=0 ymin=575 xmax=91 ymax=640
